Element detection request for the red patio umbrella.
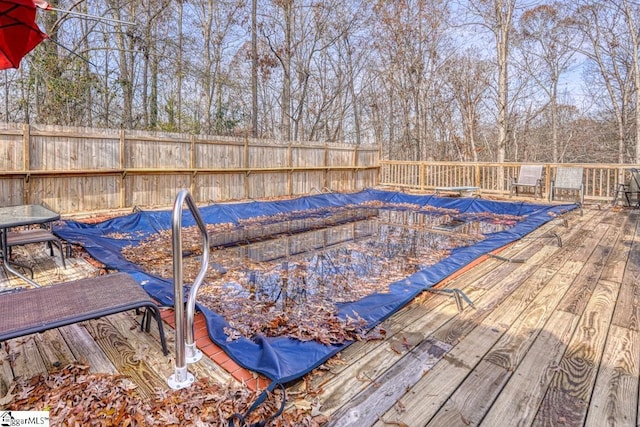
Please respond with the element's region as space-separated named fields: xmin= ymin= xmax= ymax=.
xmin=0 ymin=0 xmax=47 ymax=70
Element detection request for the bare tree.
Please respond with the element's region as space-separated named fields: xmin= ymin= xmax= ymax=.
xmin=465 ymin=0 xmax=518 ymax=174
xmin=518 ymin=2 xmax=580 ymax=162
xmin=303 ymin=0 xmax=369 ymax=143
xmin=191 ymin=0 xmax=245 ymax=134
xmin=372 ymin=0 xmax=452 ymax=160
xmin=107 ymin=0 xmax=139 ymax=128
xmin=177 ymin=0 xmax=184 ymax=131
xmin=260 ymin=0 xmax=347 ymax=141
xmin=618 ymin=0 xmax=640 ymax=163
xmin=251 ymin=0 xmax=258 ymax=137
xmin=261 ymin=0 xmax=294 ymax=140
xmin=575 ymin=0 xmax=635 ymax=164
xmin=446 ymin=52 xmax=492 ymax=161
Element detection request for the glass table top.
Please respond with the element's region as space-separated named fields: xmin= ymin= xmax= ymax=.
xmin=0 ymin=205 xmax=60 ymax=229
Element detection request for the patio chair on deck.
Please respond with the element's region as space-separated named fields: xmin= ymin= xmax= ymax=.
xmin=550 ymin=166 xmax=584 ymax=205
xmin=4 ymin=226 xmax=66 ymax=268
xmin=510 ymin=165 xmax=543 ymax=199
xmin=613 ymin=168 xmax=640 ymax=208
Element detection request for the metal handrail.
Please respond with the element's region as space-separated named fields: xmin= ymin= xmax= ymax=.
xmin=167 ymin=189 xmax=210 ymax=390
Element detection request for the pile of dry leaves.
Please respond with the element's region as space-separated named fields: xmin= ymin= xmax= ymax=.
xmin=3 ymin=363 xmax=326 ymax=426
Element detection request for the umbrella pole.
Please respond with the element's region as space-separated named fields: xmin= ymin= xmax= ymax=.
xmin=42 ymin=7 xmax=135 ymax=26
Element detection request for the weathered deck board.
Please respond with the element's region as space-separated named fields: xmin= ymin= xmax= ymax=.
xmin=106 ymin=310 xmax=236 ymax=386
xmin=431 ymin=244 xmax=567 ymax=347
xmin=33 ymin=329 xmax=78 ymax=371
xmin=599 ymin=211 xmax=637 ymax=283
xmin=0 ymin=343 xmax=15 ymax=399
xmin=402 ymin=249 xmax=580 ymax=425
xmin=480 ymin=310 xmax=580 ymax=427
xmin=313 ymin=291 xmax=460 ymax=414
xmin=377 ymin=275 xmax=552 ymax=426
xmin=483 ymin=259 xmax=583 ymax=372
xmin=533 ymin=279 xmax=621 ymax=426
xmin=371 ymin=208 xmax=610 ymax=426
xmin=585 ymin=324 xmax=639 ymax=426
xmin=9 ymin=336 xmax=48 ymax=379
xmin=420 ymin=247 xmax=589 ymax=426
xmin=425 ymin=360 xmax=510 ymax=427
xmin=81 ymin=317 xmax=168 ymax=399
xmin=611 ymin=214 xmax=640 ymax=331
xmin=327 ymin=338 xmax=451 ymax=426
xmin=371 ymin=315 xmax=508 ymax=426
xmin=556 ymin=221 xmax=620 ymax=315
xmin=57 ymin=324 xmax=118 ymax=374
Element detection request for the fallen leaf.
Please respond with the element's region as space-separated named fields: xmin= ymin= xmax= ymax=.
xmin=294 ymin=398 xmax=313 ymax=411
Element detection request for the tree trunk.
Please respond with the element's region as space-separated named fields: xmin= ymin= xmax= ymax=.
xmin=494 ymin=0 xmax=515 ymax=189
xmin=177 ymin=0 xmax=184 ymax=131
xmin=281 ymin=1 xmax=292 ymax=141
xmin=150 ymin=48 xmax=159 ymax=129
xmin=622 ymin=0 xmax=640 ymax=163
xmin=251 ymin=0 xmax=258 ymax=137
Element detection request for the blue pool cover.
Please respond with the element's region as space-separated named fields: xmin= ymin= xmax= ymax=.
xmin=54 ymin=189 xmax=577 ymax=385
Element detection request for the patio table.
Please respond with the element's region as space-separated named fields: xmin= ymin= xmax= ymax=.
xmin=0 ymin=204 xmax=60 ymax=287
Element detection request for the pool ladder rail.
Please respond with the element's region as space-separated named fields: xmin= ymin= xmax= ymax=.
xmin=167 ymin=189 xmax=210 ymax=390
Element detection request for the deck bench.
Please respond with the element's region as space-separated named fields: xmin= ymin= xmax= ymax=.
xmin=5 ymin=228 xmax=66 ymax=268
xmin=0 ymin=272 xmax=168 ymax=355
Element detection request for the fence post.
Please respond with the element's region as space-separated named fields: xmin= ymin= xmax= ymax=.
xmin=324 ymin=143 xmax=329 ymax=190
xmin=353 ymin=144 xmax=359 ymax=191
xmin=22 ymin=123 xmax=30 ymax=203
xmin=22 ymin=123 xmax=29 ymax=173
xmin=544 ymin=164 xmax=551 ymax=200
xmin=119 ymin=129 xmax=126 ymax=209
xmin=243 ymin=137 xmax=249 ymax=199
xmin=190 ymin=135 xmax=196 ymax=197
xmin=287 ymin=142 xmax=292 ymax=196
xmin=377 ymin=144 xmax=382 ymax=186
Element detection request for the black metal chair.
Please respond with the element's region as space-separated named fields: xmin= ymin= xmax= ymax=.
xmin=613 ymin=168 xmax=640 ymax=208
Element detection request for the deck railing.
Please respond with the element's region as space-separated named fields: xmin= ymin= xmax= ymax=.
xmin=380 ymin=161 xmax=636 ymax=203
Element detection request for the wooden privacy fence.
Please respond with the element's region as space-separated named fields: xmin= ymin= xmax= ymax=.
xmin=0 ymin=123 xmax=379 ymax=214
xmin=380 ymin=160 xmax=636 ymax=203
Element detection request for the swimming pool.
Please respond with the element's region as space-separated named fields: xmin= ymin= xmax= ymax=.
xmin=55 ymin=189 xmax=577 ymax=384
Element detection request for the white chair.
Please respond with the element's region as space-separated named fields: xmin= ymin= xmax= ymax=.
xmin=510 ymin=165 xmax=543 ymax=199
xmin=550 ymin=167 xmax=584 ymax=205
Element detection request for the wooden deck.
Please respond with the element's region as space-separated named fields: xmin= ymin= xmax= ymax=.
xmin=1 ymin=204 xmax=638 ymax=426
